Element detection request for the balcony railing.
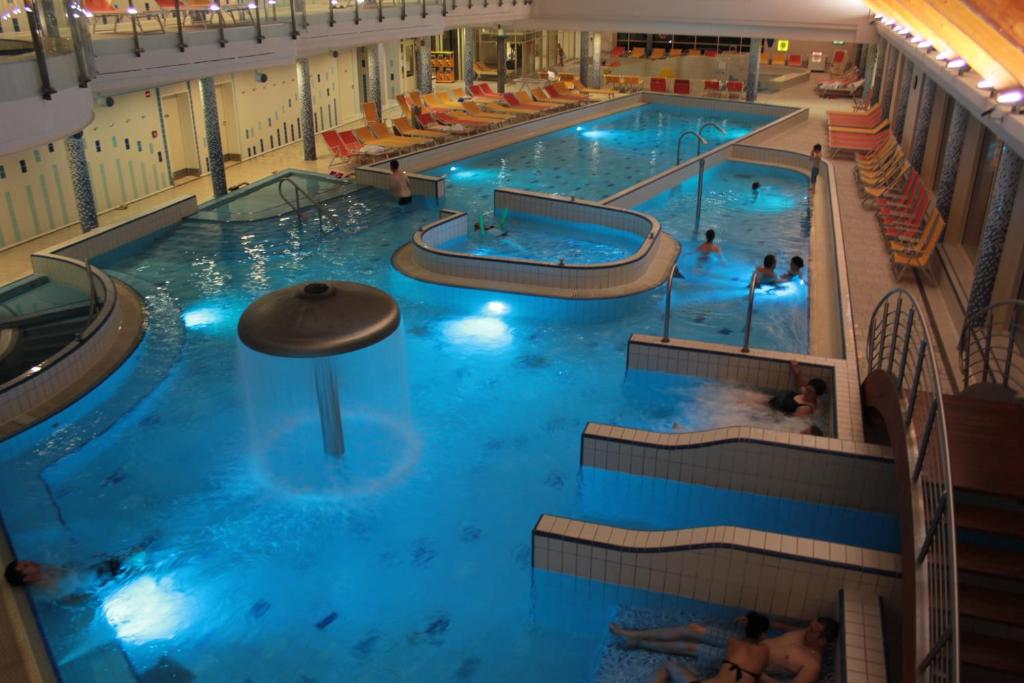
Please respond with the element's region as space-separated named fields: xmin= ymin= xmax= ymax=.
xmin=867 ymin=288 xmax=958 ymax=682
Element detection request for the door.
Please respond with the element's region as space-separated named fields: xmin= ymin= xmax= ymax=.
xmin=216 ymin=81 xmax=241 ymax=162
xmin=162 ymin=92 xmax=200 ymax=179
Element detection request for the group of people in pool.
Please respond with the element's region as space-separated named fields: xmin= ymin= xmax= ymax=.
xmin=611 ymin=610 xmax=839 ymax=683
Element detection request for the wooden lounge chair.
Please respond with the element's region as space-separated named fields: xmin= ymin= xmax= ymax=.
xmin=673 ymin=79 xmax=691 ymax=95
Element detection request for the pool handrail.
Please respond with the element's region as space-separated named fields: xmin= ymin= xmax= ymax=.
xmin=741 ymin=268 xmax=757 ymax=352
xmin=866 ymin=287 xmax=958 ymax=682
xmin=278 ymin=176 xmax=330 ymax=228
xmin=675 ymin=130 xmax=708 ymax=165
xmin=661 ymin=264 xmax=680 ymax=342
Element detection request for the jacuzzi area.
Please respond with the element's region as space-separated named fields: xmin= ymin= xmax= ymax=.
xmin=0 ymin=92 xmax=886 ymax=683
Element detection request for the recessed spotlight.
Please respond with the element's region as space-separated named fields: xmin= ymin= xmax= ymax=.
xmin=935 ymin=51 xmax=955 ymax=62
xmin=946 ymin=58 xmax=967 ymax=70
xmin=909 ymin=36 xmax=922 ymax=44
xmin=996 ymin=90 xmax=1024 ymax=105
xmin=977 ymin=79 xmax=995 ymax=89
xmin=917 ymin=41 xmax=932 ymax=50
xmin=898 ymin=27 xmax=911 ymax=35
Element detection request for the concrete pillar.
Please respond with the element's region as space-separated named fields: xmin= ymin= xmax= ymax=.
xmin=935 ymin=102 xmax=969 ymax=219
xmin=746 ymin=38 xmax=761 ymax=102
xmin=966 ymin=148 xmax=1023 ymax=321
xmin=864 ymin=43 xmax=878 ymax=101
xmin=579 ymin=31 xmax=590 ymax=88
xmin=497 ymin=32 xmax=507 ymax=93
xmin=64 ymin=132 xmax=98 ymax=232
xmin=909 ymin=76 xmax=935 ymax=170
xmin=199 ymin=76 xmax=227 ymax=197
xmin=462 ymin=27 xmax=476 ymax=90
xmin=416 ymin=37 xmax=433 ymax=94
xmin=297 ymin=58 xmax=316 ymax=161
xmin=880 ymin=45 xmax=898 ymax=118
xmin=645 ymin=34 xmax=653 ymax=58
xmin=891 ymin=60 xmax=911 ymax=142
xmin=365 ymin=45 xmax=381 ymax=113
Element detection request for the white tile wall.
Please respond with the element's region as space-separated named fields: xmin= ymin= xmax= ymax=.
xmin=533 ymin=514 xmax=900 ymax=621
xmin=839 ymin=588 xmax=888 ymax=683
xmin=581 ymin=423 xmax=894 ymax=511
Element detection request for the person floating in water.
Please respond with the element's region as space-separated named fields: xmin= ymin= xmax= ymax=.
xmin=612 ymin=612 xmax=839 ymax=683
xmin=809 ymin=143 xmax=822 ymax=194
xmin=754 ymin=254 xmax=776 ymax=286
xmin=768 ymin=360 xmax=827 ymax=417
xmin=5 ymin=556 xmax=130 ymax=604
xmin=388 ymin=159 xmax=413 ymax=206
xmin=779 ymin=256 xmax=804 ymax=283
xmin=613 ymin=611 xmax=771 ymax=683
xmin=696 ymin=229 xmax=723 ymax=259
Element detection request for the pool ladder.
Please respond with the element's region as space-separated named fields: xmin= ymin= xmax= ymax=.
xmin=278 ymin=177 xmax=331 ymax=230
xmin=661 ymin=266 xmax=757 ymax=353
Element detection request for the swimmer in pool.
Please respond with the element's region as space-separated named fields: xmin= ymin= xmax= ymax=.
xmin=754 ymin=254 xmax=777 ymax=286
xmin=5 ymin=556 xmax=130 ymax=605
xmin=751 ymin=181 xmax=761 ymax=199
xmin=778 ymin=256 xmax=804 ymax=283
xmin=388 ymin=159 xmax=412 ymax=206
xmin=768 ymin=360 xmax=827 ymax=417
xmin=696 ymin=229 xmax=723 ymax=260
xmin=613 ymin=611 xmax=770 ymax=683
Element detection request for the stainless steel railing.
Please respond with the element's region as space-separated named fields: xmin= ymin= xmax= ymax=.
xmin=958 ymin=298 xmax=1024 ymax=398
xmin=278 ymin=176 xmax=330 ymax=228
xmin=867 ymin=288 xmax=958 ymax=683
xmin=661 ymin=264 xmax=680 ymax=342
xmin=741 ymin=268 xmax=756 ymax=352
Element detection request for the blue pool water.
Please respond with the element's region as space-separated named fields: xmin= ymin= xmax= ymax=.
xmin=428 ymin=104 xmax=773 ymax=219
xmin=0 ymin=180 xmax=892 ymax=681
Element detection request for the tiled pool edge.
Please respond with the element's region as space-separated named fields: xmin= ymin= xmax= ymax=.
xmin=839 ymin=589 xmax=889 ymax=683
xmin=580 ymin=423 xmax=894 ymax=513
xmin=626 ymin=335 xmax=864 ymax=442
xmin=532 ymin=515 xmax=899 ymax=620
xmin=393 ymin=190 xmax=681 ymax=299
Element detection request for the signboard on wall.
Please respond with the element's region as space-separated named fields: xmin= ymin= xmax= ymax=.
xmin=776 ymin=40 xmax=790 ymax=52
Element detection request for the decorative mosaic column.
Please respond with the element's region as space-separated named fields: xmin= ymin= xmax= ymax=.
xmin=589 ymin=33 xmax=602 ymax=88
xmin=578 ymin=31 xmax=590 ymax=88
xmin=364 ymin=45 xmax=381 ymax=114
xmin=891 ymin=60 xmax=911 ymax=142
xmin=645 ymin=34 xmax=653 ymax=58
xmin=880 ymin=46 xmax=898 ymax=118
xmin=497 ymin=32 xmax=508 ymax=93
xmin=199 ymin=76 xmax=227 ymax=197
xmin=935 ymin=102 xmax=969 ymax=219
xmin=64 ymin=132 xmax=98 ymax=232
xmin=966 ymin=147 xmax=1023 ymax=321
xmin=864 ymin=43 xmax=878 ymax=100
xmin=462 ymin=27 xmax=476 ymax=90
xmin=909 ymin=76 xmax=935 ymax=170
xmin=416 ymin=37 xmax=433 ymax=94
xmin=297 ymin=57 xmax=316 ymax=161
xmin=746 ymin=38 xmax=761 ymax=102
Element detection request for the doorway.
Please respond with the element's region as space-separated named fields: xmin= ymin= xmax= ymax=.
xmin=215 ymin=81 xmax=241 ymax=163
xmin=161 ymin=92 xmax=200 ymax=180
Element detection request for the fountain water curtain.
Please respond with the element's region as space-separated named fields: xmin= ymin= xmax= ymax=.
xmin=237 ymin=281 xmax=401 ymax=457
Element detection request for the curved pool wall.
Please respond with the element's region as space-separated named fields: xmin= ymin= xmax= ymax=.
xmin=394 ymin=189 xmax=680 ymax=299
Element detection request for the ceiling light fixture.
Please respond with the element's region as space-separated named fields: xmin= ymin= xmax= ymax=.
xmin=917 ymin=41 xmax=932 ymax=50
xmin=996 ymin=89 xmax=1024 ymax=105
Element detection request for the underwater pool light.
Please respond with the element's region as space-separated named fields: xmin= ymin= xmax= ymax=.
xmin=576 ymin=126 xmax=583 ymax=131
xmin=485 ymin=301 xmax=509 ymax=315
xmin=183 ymin=307 xmax=223 ymax=328
xmin=102 ymin=576 xmax=191 ymax=644
xmin=450 ymin=166 xmax=457 ymax=172
xmin=443 ymin=316 xmax=512 ymax=349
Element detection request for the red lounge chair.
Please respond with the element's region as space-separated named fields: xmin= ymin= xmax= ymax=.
xmin=649 ymin=77 xmax=667 ymax=93
xmin=703 ymin=80 xmax=722 ymax=97
xmin=725 ymin=80 xmax=744 ymax=98
xmin=673 ymin=79 xmax=691 ymax=95
xmin=704 ymin=49 xmax=717 ymax=57
xmin=788 ymin=54 xmax=802 ymax=67
xmin=610 ymin=46 xmax=625 ymax=58
xmin=502 ymin=93 xmax=554 ymax=111
xmin=828 ymin=129 xmax=890 ymax=156
xmin=545 ymin=85 xmax=587 ymax=102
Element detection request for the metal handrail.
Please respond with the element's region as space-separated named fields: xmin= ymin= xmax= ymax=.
xmin=675 ymin=130 xmax=707 ymax=165
xmin=661 ymin=265 xmax=679 ymax=342
xmin=741 ymin=268 xmax=757 ymax=352
xmin=277 ymin=177 xmax=329 ymax=228
xmin=867 ymin=288 xmax=958 ymax=683
xmin=694 ymin=122 xmax=726 ymax=232
xmin=957 ymin=298 xmax=1024 ymax=397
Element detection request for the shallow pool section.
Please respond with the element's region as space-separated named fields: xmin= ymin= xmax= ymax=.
xmin=439 ymin=214 xmax=646 ymax=265
xmin=428 ymin=104 xmax=774 ymax=219
xmin=0 ymin=176 xmax=832 ymax=681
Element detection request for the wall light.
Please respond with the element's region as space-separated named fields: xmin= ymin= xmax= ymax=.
xmin=882 ymin=18 xmax=895 ymax=26
xmin=935 ymin=51 xmax=955 ymax=62
xmin=946 ymin=58 xmax=968 ymax=71
xmin=977 ymin=79 xmax=995 ymax=90
xmin=996 ymin=89 xmax=1024 ymax=105
xmin=898 ymin=27 xmax=911 ymax=36
xmin=917 ymin=41 xmax=932 ymax=50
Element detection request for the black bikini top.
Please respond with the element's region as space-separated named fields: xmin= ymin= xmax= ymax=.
xmin=723 ymin=659 xmax=761 ymax=682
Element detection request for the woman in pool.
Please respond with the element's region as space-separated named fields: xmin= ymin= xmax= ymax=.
xmin=769 ymin=360 xmax=826 ymax=417
xmin=645 ymin=611 xmax=771 ymax=683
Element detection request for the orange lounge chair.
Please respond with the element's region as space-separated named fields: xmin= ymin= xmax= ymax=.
xmin=473 ymin=61 xmax=498 ymax=78
xmin=673 ymin=79 xmax=691 ymax=95
xmin=392 ymin=118 xmax=449 ymax=141
xmin=629 ymin=47 xmax=645 ymax=58
xmin=433 ymin=110 xmax=493 ymax=128
xmin=668 ymin=48 xmax=683 ymax=57
xmin=547 ymin=84 xmax=589 ymax=102
xmin=829 ymin=129 xmax=890 ymax=156
xmin=649 ymin=47 xmax=666 ymax=59
xmin=649 ymin=77 xmax=668 ymax=93
xmin=423 ymin=92 xmax=465 ymax=111
xmin=504 ymin=92 xmax=558 ymax=111
xmin=416 ymin=113 xmax=473 ymax=135
xmin=354 ymin=126 xmax=420 ymax=149
xmin=828 ymin=119 xmax=889 ymax=136
xmin=531 ymin=87 xmax=578 ymax=106
xmin=361 ymin=102 xmax=380 ymax=123
xmin=569 ymin=79 xmax=617 ymax=98
xmin=462 ymin=101 xmax=515 ymax=121
xmin=827 ymin=103 xmax=883 ymax=128
xmin=336 ymin=130 xmax=394 ymax=160
xmin=759 ymin=52 xmax=770 ymax=65
xmin=368 ymin=121 xmax=431 ymax=148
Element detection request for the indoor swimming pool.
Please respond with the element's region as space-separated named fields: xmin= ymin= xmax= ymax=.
xmin=426 ymin=103 xmax=774 ymax=219
xmin=0 ymin=164 xmax=847 ymax=681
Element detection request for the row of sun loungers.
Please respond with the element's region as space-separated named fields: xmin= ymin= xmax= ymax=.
xmin=320 ymin=82 xmax=599 ymax=169
xmin=611 ymin=46 xmax=733 ymax=59
xmin=840 ymin=108 xmax=945 ymax=279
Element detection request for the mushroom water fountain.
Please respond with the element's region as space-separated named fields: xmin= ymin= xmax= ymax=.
xmin=237 ymin=281 xmax=417 ymax=497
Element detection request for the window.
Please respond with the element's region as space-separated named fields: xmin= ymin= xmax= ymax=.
xmin=19 ymin=160 xmax=27 ymax=173
xmin=961 ymin=130 xmax=1002 ymax=261
xmin=0 ymin=166 xmax=5 ymax=179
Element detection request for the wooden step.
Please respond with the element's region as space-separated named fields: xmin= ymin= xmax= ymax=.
xmin=944 ymin=396 xmax=1024 ymax=499
xmin=956 ymin=504 xmax=1024 ymax=541
xmin=958 ymin=544 xmax=1024 ymax=582
xmin=960 ymin=632 xmax=1024 ymax=677
xmin=959 ymin=584 xmax=1024 ymax=626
